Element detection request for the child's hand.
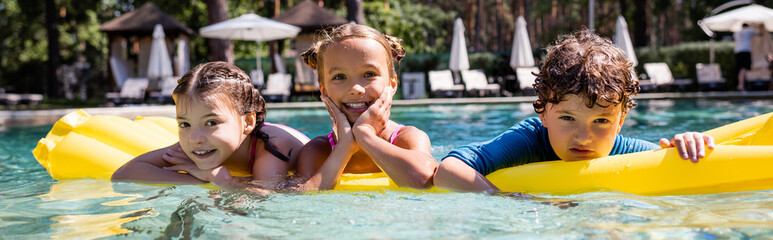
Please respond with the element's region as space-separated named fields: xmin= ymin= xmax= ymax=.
xmin=321 ymin=94 xmax=359 ymax=153
xmin=162 ymin=143 xmax=191 ymax=164
xmin=163 ymin=160 xmax=233 ymax=184
xmin=659 ymin=132 xmax=715 ymax=162
xmin=353 ymin=85 xmax=393 ymax=136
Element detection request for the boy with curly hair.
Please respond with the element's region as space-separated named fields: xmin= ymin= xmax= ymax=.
xmin=434 ymin=29 xmax=715 ymax=192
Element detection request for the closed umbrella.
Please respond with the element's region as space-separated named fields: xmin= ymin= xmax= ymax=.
xmin=449 ymin=18 xmax=470 ymax=71
xmin=613 ymin=15 xmax=638 ymax=67
xmin=509 ymin=16 xmax=535 ymax=69
xmin=449 ymin=18 xmax=469 ymax=83
xmin=200 ymin=13 xmax=301 ymax=71
xmin=147 ymin=24 xmax=174 ymax=80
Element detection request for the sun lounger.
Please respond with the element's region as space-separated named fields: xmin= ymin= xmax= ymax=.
xmin=262 ymin=73 xmax=292 ymax=102
xmin=106 ymin=78 xmax=149 ymax=104
xmin=0 ymin=93 xmax=21 ymax=106
xmin=515 ymin=67 xmax=539 ymax=95
xmin=292 ymin=57 xmax=319 ymax=96
xmin=461 ymin=69 xmax=500 ymax=97
xmin=20 ymin=94 xmax=43 ymax=105
xmin=149 ymin=76 xmax=178 ymax=103
xmin=696 ymin=63 xmax=726 ymax=91
xmin=428 ymin=70 xmax=464 ymax=98
xmin=745 ymin=68 xmax=771 ymax=90
xmin=643 ymin=62 xmax=693 ymax=91
xmin=250 ymin=69 xmax=264 ymax=89
xmin=401 ymin=72 xmax=426 ymax=99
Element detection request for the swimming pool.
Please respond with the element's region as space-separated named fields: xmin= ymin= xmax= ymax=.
xmin=2 ymin=99 xmax=773 ymax=238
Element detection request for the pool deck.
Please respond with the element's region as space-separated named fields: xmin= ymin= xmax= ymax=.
xmin=2 ymin=91 xmax=772 ymax=128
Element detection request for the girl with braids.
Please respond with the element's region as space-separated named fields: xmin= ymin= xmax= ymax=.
xmin=113 ymin=62 xmax=309 ymax=192
xmin=291 ymin=24 xmax=437 ymax=190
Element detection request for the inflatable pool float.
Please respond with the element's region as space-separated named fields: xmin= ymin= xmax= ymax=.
xmin=487 ymin=112 xmax=773 ymax=196
xmin=32 ymin=109 xmax=405 ymax=191
xmin=33 ymin=110 xmax=773 ymax=195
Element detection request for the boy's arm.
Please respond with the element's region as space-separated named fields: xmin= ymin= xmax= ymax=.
xmin=434 ymin=118 xmax=548 ymax=192
xmin=111 ymin=143 xmax=206 ymax=184
xmin=354 ymin=126 xmax=437 ymax=189
xmin=434 ymin=156 xmax=499 ymax=192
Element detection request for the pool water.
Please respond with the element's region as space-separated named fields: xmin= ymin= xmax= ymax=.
xmin=2 ymin=99 xmax=773 ymax=238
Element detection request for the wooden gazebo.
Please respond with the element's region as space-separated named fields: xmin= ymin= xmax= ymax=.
xmin=274 ymin=0 xmax=348 ymax=94
xmin=99 ymin=2 xmax=193 ymax=89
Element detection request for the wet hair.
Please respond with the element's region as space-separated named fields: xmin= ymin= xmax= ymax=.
xmin=301 ymin=23 xmax=406 ymax=84
xmin=533 ymin=28 xmax=639 ymax=114
xmin=173 ymin=61 xmax=289 ymax=161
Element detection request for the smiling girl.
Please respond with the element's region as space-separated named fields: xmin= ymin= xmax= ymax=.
xmin=112 ymin=62 xmax=308 ymax=192
xmin=291 ymin=24 xmax=437 ymax=190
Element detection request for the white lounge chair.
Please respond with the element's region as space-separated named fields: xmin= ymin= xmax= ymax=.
xmin=428 ymin=70 xmax=464 ymax=98
xmin=515 ymin=67 xmax=539 ymax=94
xmin=745 ymin=68 xmax=771 ymax=90
xmin=696 ymin=63 xmax=726 ymax=91
xmin=643 ymin=62 xmax=693 ymax=91
xmin=150 ymin=76 xmax=178 ymax=103
xmin=401 ymin=72 xmax=426 ymax=99
xmin=106 ymin=78 xmax=149 ymax=104
xmin=250 ymin=69 xmax=264 ymax=89
xmin=262 ymin=73 xmax=292 ymax=102
xmin=461 ymin=69 xmax=500 ymax=97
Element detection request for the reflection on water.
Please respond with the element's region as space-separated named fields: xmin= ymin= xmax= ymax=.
xmin=1 ymin=99 xmax=773 ymax=238
xmin=35 ymin=180 xmax=154 ymax=238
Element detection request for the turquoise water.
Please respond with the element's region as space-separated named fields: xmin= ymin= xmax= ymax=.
xmin=2 ymin=99 xmax=773 ymax=238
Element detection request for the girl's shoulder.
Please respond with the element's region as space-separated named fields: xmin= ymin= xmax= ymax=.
xmin=261 ymin=123 xmax=310 ymax=144
xmin=298 ymin=135 xmax=333 ymax=157
xmin=392 ymin=125 xmax=431 ymax=148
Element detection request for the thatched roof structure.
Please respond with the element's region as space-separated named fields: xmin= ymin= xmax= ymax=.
xmin=273 ymin=0 xmax=348 ymax=33
xmin=99 ymin=2 xmax=193 ymax=37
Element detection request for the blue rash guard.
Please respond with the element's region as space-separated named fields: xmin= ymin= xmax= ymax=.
xmin=443 ymin=117 xmax=660 ymax=176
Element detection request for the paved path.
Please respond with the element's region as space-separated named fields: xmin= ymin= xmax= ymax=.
xmin=2 ymin=91 xmax=772 ymax=128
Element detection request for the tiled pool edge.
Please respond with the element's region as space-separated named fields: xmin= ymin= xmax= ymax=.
xmin=2 ymin=91 xmax=772 ymax=128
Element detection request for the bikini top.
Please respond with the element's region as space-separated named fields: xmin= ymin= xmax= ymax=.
xmin=327 ymin=124 xmax=405 ymax=148
xmin=249 ymin=122 xmax=297 ymax=172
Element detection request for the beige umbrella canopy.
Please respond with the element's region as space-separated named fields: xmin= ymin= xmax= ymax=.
xmin=699 ymin=4 xmax=773 ymax=33
xmin=199 ymin=13 xmax=301 ymax=72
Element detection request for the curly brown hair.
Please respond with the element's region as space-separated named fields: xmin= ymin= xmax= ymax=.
xmin=301 ymin=24 xmax=406 ymax=84
xmin=173 ymin=61 xmax=289 ymax=161
xmin=533 ymin=29 xmax=640 ymax=114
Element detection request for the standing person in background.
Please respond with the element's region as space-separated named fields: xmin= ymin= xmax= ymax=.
xmin=735 ymin=23 xmax=760 ymax=91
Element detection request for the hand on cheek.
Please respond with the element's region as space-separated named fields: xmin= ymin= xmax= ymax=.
xmin=354 ymin=85 xmax=393 ymax=137
xmin=659 ymin=132 xmax=715 ymax=162
xmin=321 ymin=94 xmax=359 ymax=152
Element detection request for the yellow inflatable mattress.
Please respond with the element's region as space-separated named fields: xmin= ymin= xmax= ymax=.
xmin=33 ymin=110 xmax=773 ymax=195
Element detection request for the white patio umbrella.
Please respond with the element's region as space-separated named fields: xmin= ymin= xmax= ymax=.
xmin=199 ymin=13 xmax=301 ymax=71
xmin=699 ymin=4 xmax=773 ymax=33
xmin=147 ymin=24 xmax=174 ymax=80
xmin=449 ymin=18 xmax=470 ymax=78
xmin=509 ymin=16 xmax=535 ymax=70
xmin=613 ymin=15 xmax=638 ymax=67
xmin=697 ymin=4 xmax=773 ymax=63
